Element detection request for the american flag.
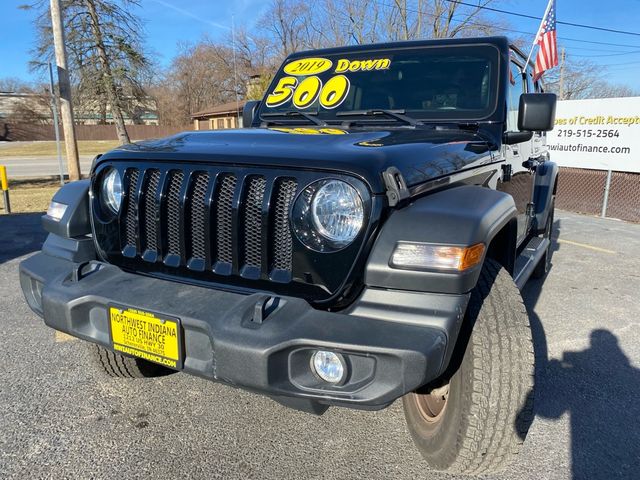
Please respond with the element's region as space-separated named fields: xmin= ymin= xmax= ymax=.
xmin=533 ymin=0 xmax=558 ymax=80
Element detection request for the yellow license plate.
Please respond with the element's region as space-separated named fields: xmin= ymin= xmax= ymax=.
xmin=109 ymin=306 xmax=182 ymax=369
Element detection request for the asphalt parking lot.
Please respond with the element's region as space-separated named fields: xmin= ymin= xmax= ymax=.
xmin=0 ymin=210 xmax=638 ymax=480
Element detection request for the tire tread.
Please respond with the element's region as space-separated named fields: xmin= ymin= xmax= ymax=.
xmin=403 ymin=259 xmax=535 ymax=475
xmin=90 ymin=344 xmax=172 ymax=378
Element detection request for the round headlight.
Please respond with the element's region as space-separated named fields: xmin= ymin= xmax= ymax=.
xmin=100 ymin=168 xmax=123 ymax=214
xmin=292 ymin=179 xmax=367 ymax=252
xmin=311 ymin=180 xmax=364 ymax=245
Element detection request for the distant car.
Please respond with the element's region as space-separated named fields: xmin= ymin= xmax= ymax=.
xmin=21 ymin=36 xmax=557 ymax=475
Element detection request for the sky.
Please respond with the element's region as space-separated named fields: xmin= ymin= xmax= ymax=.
xmin=1 ymin=0 xmax=639 ymax=90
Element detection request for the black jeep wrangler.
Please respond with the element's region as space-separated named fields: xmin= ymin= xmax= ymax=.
xmin=20 ymin=36 xmax=557 ymax=475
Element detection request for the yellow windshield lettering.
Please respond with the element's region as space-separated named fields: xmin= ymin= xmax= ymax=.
xmin=335 ymin=58 xmax=391 ymax=73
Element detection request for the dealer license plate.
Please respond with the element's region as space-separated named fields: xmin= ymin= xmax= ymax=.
xmin=109 ymin=306 xmax=182 ymax=370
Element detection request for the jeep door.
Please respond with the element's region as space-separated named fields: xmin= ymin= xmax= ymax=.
xmin=528 ymin=71 xmax=547 ymax=158
xmin=498 ymin=57 xmax=536 ymax=245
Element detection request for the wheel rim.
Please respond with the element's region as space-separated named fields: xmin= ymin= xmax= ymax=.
xmin=412 ymin=384 xmax=450 ymax=423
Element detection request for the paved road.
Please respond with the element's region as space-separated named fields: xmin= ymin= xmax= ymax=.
xmin=0 ymin=211 xmax=638 ymax=479
xmin=0 ymin=156 xmax=95 ymax=177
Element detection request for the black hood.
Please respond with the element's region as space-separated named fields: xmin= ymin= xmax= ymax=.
xmin=97 ymin=127 xmax=496 ymax=194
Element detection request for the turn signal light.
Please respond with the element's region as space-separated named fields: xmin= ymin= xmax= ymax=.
xmin=46 ymin=201 xmax=68 ymax=221
xmin=390 ymin=242 xmax=485 ymax=272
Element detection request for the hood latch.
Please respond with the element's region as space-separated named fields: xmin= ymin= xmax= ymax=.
xmin=382 ymin=167 xmax=410 ymax=207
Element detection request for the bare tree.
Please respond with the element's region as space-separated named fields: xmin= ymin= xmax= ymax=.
xmin=427 ymin=0 xmax=496 ymax=38
xmin=153 ymin=0 xmax=638 ymax=125
xmin=83 ymin=0 xmax=129 ymax=142
xmin=0 ymin=78 xmax=35 ymax=93
xmin=585 ymin=80 xmax=638 ymax=99
xmin=29 ymin=0 xmax=151 ymax=143
xmin=257 ymin=0 xmax=509 ymax=50
xmin=258 ymin=0 xmax=316 ymax=57
xmin=153 ymin=24 xmax=282 ymax=126
xmin=319 ymin=0 xmax=383 ymax=45
xmin=155 ymin=41 xmax=240 ymax=125
xmin=540 ymin=54 xmax=638 ymax=100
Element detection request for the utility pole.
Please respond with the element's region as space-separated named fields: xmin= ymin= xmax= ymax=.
xmin=232 ymin=14 xmax=240 ymax=127
xmin=558 ymin=48 xmax=566 ymax=101
xmin=50 ymin=0 xmax=81 ymax=181
xmin=48 ymin=62 xmax=65 ymax=186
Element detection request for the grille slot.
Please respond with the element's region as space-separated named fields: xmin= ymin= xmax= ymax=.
xmin=214 ymin=174 xmax=237 ymax=265
xmin=141 ymin=169 xmax=161 ymax=253
xmin=272 ymin=178 xmax=298 ymax=272
xmin=166 ymin=171 xmax=184 ymax=258
xmin=242 ymin=176 xmax=267 ymax=269
xmin=124 ymin=169 xmax=139 ymax=248
xmin=187 ymin=172 xmax=210 ymax=262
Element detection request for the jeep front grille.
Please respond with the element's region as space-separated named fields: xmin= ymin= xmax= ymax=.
xmin=117 ymin=166 xmax=298 ymax=281
xmin=91 ymin=161 xmax=375 ymax=304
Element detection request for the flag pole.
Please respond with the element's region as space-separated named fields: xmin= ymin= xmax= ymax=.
xmin=525 ymin=0 xmax=554 ymax=68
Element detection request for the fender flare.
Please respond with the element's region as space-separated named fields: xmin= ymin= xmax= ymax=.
xmin=40 ymin=180 xmax=96 ymax=263
xmin=365 ymin=185 xmax=517 ymax=295
xmin=41 ymin=180 xmax=91 ymax=238
xmin=533 ymin=160 xmax=559 ymax=234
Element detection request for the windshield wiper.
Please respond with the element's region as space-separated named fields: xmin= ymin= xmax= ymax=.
xmin=260 ymin=111 xmax=327 ymax=126
xmin=425 ymin=121 xmax=498 ymax=148
xmin=336 ymin=109 xmax=422 ymax=126
xmin=423 ymin=121 xmax=480 ymax=131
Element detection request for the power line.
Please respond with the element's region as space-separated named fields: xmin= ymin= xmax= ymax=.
xmin=598 ymin=59 xmax=640 ymax=67
xmin=374 ymin=0 xmax=640 ymax=51
xmin=561 ymin=46 xmax=640 ymax=53
xmin=376 ymin=1 xmax=537 ymax=38
xmin=559 ymin=37 xmax=640 ymax=49
xmin=442 ymin=0 xmax=640 ymax=37
xmin=570 ymin=50 xmax=640 ymax=58
xmin=605 ymin=64 xmax=640 ymax=71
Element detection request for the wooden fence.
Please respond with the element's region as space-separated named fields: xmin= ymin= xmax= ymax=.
xmin=0 ymin=123 xmax=192 ymax=142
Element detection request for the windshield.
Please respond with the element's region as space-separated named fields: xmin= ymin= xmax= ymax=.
xmin=259 ymin=44 xmax=500 ymax=124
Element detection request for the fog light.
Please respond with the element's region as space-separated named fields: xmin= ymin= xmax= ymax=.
xmin=311 ymin=350 xmax=345 ymax=384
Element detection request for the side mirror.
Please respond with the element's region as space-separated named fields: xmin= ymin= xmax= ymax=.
xmin=518 ymin=93 xmax=557 ymax=132
xmin=242 ymin=100 xmax=260 ymax=128
xmin=503 ymin=131 xmax=533 ymax=145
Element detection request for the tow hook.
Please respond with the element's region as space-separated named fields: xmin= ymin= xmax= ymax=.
xmin=251 ymin=295 xmax=282 ymax=324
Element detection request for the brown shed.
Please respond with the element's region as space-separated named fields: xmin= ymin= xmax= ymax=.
xmin=191 ymin=101 xmax=246 ymax=131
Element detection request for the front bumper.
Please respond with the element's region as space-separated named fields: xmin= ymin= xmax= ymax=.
xmin=20 ymin=251 xmax=469 ymax=412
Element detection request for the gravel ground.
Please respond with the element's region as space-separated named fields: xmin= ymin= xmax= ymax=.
xmin=0 ymin=211 xmax=638 ymax=480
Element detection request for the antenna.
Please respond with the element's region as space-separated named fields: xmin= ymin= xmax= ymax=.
xmin=232 ymin=14 xmax=241 ymax=127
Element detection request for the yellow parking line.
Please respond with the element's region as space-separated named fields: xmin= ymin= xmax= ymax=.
xmin=557 ymin=239 xmax=616 ymax=255
xmin=54 ymin=331 xmax=77 ymax=342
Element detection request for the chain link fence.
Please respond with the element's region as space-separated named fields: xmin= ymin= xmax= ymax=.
xmin=556 ymin=167 xmax=640 ymax=223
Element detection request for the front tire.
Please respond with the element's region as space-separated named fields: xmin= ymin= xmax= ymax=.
xmin=90 ymin=344 xmax=175 ymax=378
xmin=403 ymin=259 xmax=534 ymax=475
